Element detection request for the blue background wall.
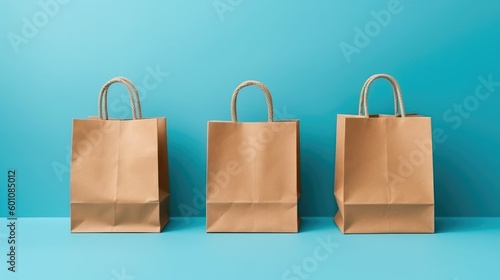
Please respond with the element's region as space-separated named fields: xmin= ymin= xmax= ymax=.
xmin=0 ymin=0 xmax=499 ymax=217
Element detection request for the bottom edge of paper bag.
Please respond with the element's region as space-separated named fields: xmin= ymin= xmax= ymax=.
xmin=206 ymin=202 xmax=299 ymax=233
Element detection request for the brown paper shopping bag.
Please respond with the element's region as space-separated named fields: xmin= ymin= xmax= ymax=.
xmin=70 ymin=77 xmax=169 ymax=232
xmin=206 ymin=80 xmax=300 ymax=232
xmin=334 ymin=74 xmax=434 ymax=233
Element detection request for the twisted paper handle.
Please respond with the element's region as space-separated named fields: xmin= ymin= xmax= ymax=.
xmin=358 ymin=74 xmax=406 ymax=117
xmin=231 ymin=80 xmax=274 ymax=122
xmin=98 ymin=77 xmax=143 ymax=120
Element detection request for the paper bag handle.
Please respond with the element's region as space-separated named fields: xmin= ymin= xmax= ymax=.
xmin=231 ymin=80 xmax=274 ymax=122
xmin=358 ymin=74 xmax=406 ymax=117
xmin=98 ymin=77 xmax=143 ymax=120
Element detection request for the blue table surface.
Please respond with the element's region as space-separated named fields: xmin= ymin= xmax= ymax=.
xmin=0 ymin=217 xmax=498 ymax=280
